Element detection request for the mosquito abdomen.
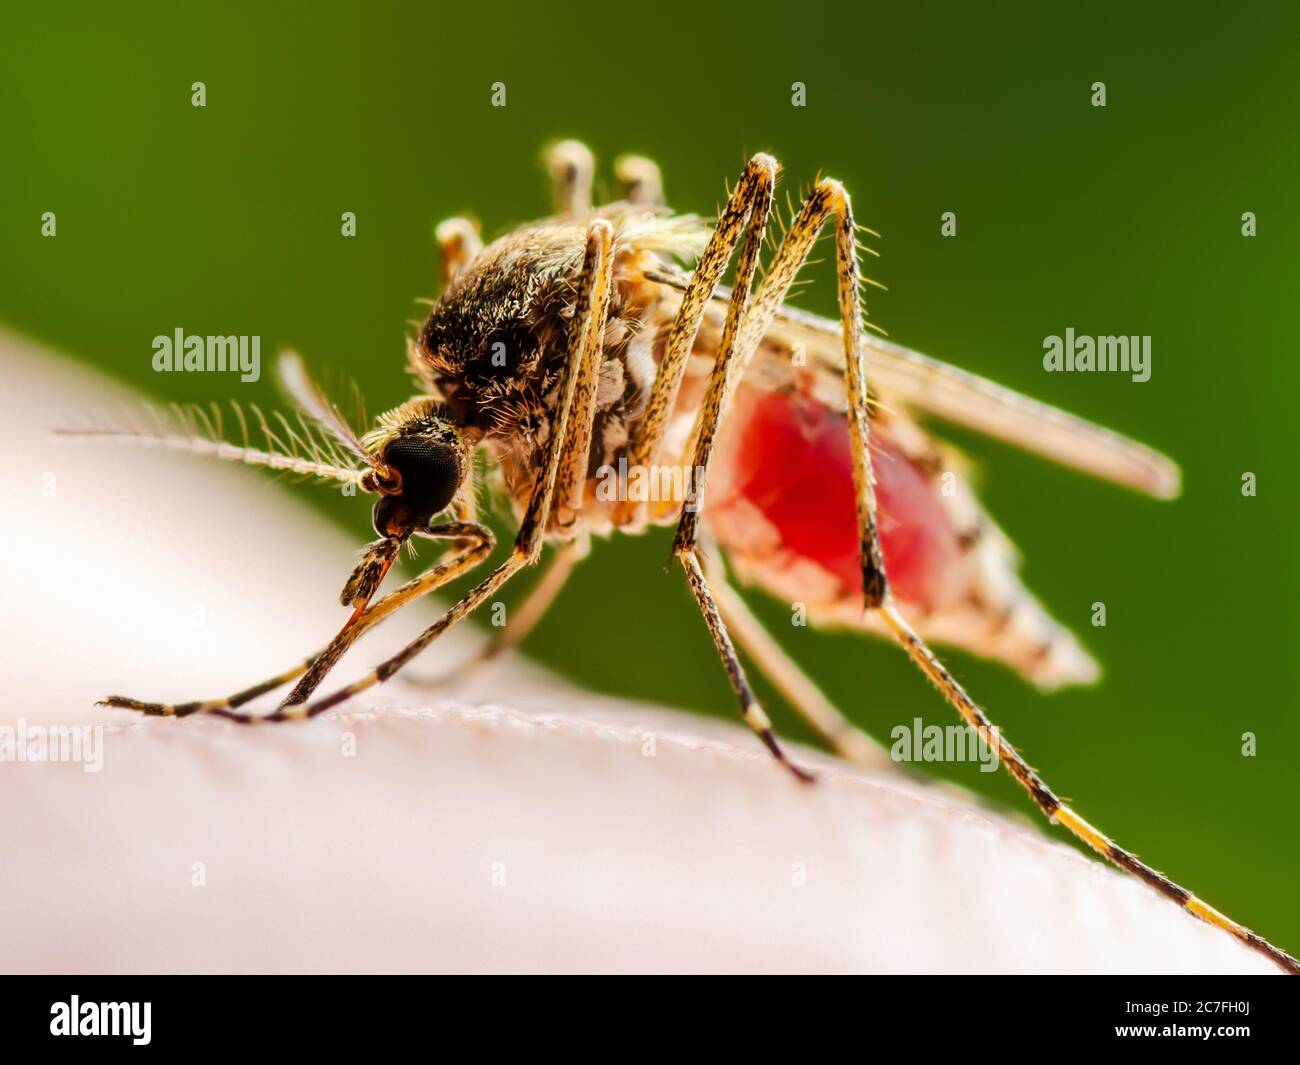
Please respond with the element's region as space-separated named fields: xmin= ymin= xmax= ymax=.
xmin=706 ymin=383 xmax=1099 ymax=689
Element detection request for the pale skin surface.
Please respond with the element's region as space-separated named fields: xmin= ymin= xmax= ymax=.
xmin=0 ymin=331 xmax=1275 ymax=974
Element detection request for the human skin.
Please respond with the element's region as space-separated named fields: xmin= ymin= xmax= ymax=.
xmin=0 ymin=331 xmax=1272 ymax=974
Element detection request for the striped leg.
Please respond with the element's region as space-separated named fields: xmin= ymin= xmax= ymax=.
xmin=701 ymin=540 xmax=1007 ymax=819
xmin=411 ymin=539 xmax=585 ymax=688
xmin=753 ymin=172 xmax=1299 ymax=973
xmin=99 ymin=521 xmax=496 ymax=721
xmin=699 ymin=544 xmax=890 ymax=770
xmin=819 ymin=182 xmax=1299 ymax=972
xmin=615 ymin=153 xmax=778 ymax=527
xmin=638 ymin=154 xmax=814 ymax=783
xmin=679 ymin=554 xmax=813 ymax=783
xmin=292 ymin=220 xmax=615 ymax=720
xmin=277 ymin=523 xmax=492 ymax=709
xmin=645 ymin=161 xmax=1299 ymax=971
xmin=879 ymin=607 xmax=1300 ymax=974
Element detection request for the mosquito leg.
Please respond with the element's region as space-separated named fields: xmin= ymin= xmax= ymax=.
xmin=624 ymin=154 xmax=811 ymax=782
xmin=101 ymin=667 xmax=311 ymax=718
xmin=736 ymin=173 xmax=1300 ymax=973
xmin=679 ymin=552 xmax=814 ymax=783
xmin=294 ymin=220 xmax=615 ymax=719
xmin=219 ymin=524 xmax=494 ymax=721
xmin=615 ymin=153 xmax=777 ymax=526
xmin=614 ymin=154 xmax=664 ymax=208
xmin=276 ymin=522 xmax=493 ymax=709
xmin=100 ymin=522 xmax=496 ymax=720
xmin=470 ymin=538 xmax=581 ymax=662
xmin=554 ymin=222 xmax=610 ymax=523
xmin=435 ymin=218 xmax=483 ymax=290
xmin=700 ymin=546 xmax=999 ymax=815
xmin=409 ymin=539 xmax=584 ymax=688
xmin=698 ymin=545 xmax=891 ymax=770
xmin=545 ymin=140 xmax=595 ymax=216
xmin=603 ymin=151 xmax=810 ymax=780
xmin=879 ymin=604 xmax=1300 ymax=972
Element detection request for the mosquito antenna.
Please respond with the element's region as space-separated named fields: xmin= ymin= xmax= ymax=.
xmin=54 ymin=400 xmax=370 ymax=489
xmin=276 ymin=350 xmax=379 ymax=470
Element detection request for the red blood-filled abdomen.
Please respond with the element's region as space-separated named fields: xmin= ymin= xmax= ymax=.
xmin=707 ymin=387 xmax=960 ymax=611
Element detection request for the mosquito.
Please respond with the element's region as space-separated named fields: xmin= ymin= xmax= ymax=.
xmin=61 ymin=141 xmax=1296 ymax=974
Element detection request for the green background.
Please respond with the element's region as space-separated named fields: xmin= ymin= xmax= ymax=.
xmin=4 ymin=2 xmax=1298 ymax=951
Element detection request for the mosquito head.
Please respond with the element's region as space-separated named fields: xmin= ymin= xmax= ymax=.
xmin=362 ymin=400 xmax=470 ymax=536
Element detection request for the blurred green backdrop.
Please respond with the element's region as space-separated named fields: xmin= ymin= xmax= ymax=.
xmin=4 ymin=1 xmax=1298 ymax=950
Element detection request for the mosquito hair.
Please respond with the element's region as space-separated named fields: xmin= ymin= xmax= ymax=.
xmin=229 ymin=396 xmax=251 ymax=447
xmin=55 ymin=398 xmax=369 ymax=488
xmin=784 ymin=276 xmax=816 ymax=299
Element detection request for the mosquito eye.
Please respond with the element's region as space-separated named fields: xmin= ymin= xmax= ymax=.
xmin=381 ymin=435 xmax=462 ymax=521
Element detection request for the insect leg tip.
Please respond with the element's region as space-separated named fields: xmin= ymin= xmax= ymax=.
xmin=98 ymin=694 xmax=174 ymax=716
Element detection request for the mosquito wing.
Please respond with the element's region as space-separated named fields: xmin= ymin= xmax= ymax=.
xmin=756 ymin=302 xmax=1181 ymax=500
